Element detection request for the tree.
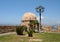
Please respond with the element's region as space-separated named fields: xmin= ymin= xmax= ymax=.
xmin=29 ymin=20 xmax=39 ymax=32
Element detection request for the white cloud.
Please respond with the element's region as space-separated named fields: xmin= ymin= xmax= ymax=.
xmin=37 ymin=16 xmax=44 ymax=21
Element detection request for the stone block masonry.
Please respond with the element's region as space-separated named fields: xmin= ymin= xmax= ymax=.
xmin=0 ymin=26 xmax=17 ymax=34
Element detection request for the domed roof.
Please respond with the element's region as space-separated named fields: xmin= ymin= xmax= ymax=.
xmin=22 ymin=12 xmax=36 ymax=20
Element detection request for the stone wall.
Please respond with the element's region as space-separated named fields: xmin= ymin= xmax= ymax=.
xmin=0 ymin=26 xmax=17 ymax=34
xmin=0 ymin=26 xmax=60 ymax=34
xmin=42 ymin=26 xmax=60 ymax=32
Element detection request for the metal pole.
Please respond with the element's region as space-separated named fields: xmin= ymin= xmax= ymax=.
xmin=39 ymin=9 xmax=41 ymax=33
xmin=36 ymin=6 xmax=44 ymax=33
xmin=40 ymin=9 xmax=41 ymax=31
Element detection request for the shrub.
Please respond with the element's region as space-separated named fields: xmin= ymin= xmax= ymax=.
xmin=16 ymin=26 xmax=25 ymax=35
xmin=28 ymin=28 xmax=33 ymax=37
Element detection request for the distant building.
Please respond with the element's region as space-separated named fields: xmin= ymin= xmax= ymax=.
xmin=57 ymin=26 xmax=60 ymax=32
xmin=42 ymin=26 xmax=53 ymax=32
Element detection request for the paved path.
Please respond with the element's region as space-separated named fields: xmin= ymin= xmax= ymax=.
xmin=29 ymin=39 xmax=43 ymax=42
xmin=0 ymin=32 xmax=16 ymax=36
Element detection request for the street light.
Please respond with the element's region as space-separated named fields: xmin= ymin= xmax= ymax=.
xmin=36 ymin=6 xmax=44 ymax=33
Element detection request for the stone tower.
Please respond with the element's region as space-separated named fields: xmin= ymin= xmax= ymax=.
xmin=21 ymin=12 xmax=37 ymax=31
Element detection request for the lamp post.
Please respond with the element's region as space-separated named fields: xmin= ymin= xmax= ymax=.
xmin=36 ymin=6 xmax=44 ymax=33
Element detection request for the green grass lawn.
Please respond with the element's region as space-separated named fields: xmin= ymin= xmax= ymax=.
xmin=0 ymin=32 xmax=60 ymax=42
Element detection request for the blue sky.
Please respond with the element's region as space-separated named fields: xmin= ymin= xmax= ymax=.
xmin=0 ymin=0 xmax=60 ymax=25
